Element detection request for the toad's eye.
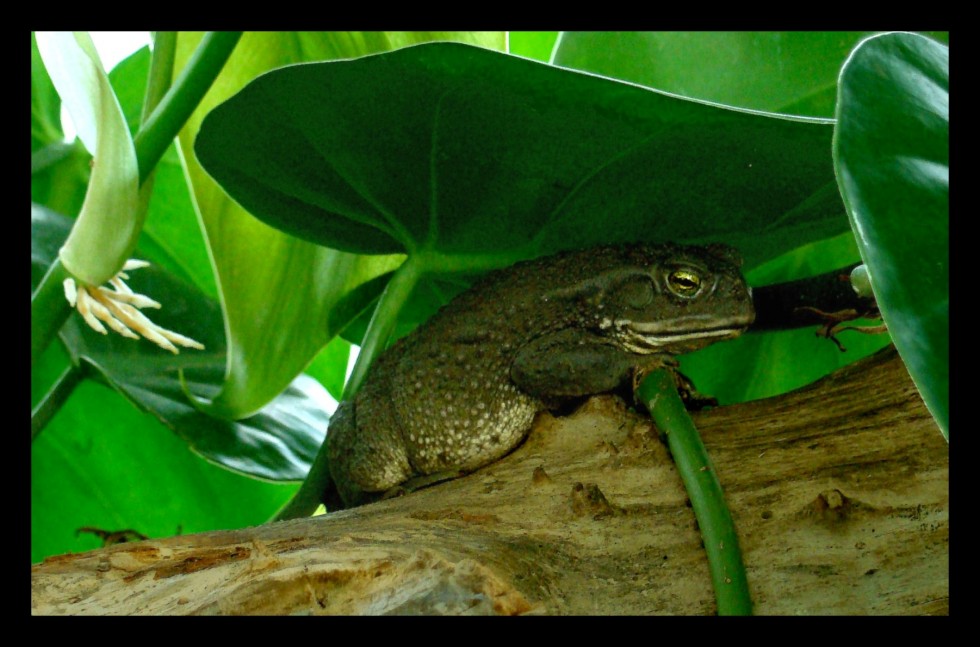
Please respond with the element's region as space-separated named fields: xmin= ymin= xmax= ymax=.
xmin=666 ymin=269 xmax=703 ymax=298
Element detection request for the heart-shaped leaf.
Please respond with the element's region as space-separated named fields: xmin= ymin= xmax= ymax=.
xmin=833 ymin=32 xmax=948 ymax=438
xmin=197 ymin=42 xmax=845 ymax=270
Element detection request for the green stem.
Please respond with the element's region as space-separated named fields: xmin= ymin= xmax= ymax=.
xmin=31 ymin=258 xmax=72 ymax=367
xmin=274 ymin=257 xmax=424 ymax=520
xmin=32 ymin=363 xmax=84 ymax=442
xmin=133 ymin=32 xmax=177 ymax=230
xmin=133 ymin=31 xmax=241 ymax=185
xmin=344 ymin=256 xmax=423 ymax=399
xmin=142 ymin=32 xmax=177 ymax=124
xmin=635 ymin=369 xmax=753 ymax=616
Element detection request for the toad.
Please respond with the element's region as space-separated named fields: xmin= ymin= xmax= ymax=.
xmin=326 ymin=243 xmax=755 ymax=508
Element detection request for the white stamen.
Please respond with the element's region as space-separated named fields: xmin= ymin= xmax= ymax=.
xmin=62 ymin=259 xmax=204 ymax=353
xmin=75 ymin=286 xmax=107 ymax=335
xmin=63 ymin=278 xmax=77 ymax=307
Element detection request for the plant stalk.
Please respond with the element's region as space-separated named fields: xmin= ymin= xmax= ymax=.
xmin=133 ymin=31 xmax=241 ymax=184
xmin=343 ymin=256 xmax=423 ymax=399
xmin=142 ymin=32 xmax=178 ymax=124
xmin=636 ymin=369 xmax=753 ymax=616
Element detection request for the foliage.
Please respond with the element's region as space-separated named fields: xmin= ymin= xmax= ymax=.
xmin=31 ymin=31 xmax=947 ymax=562
xmin=833 ymin=33 xmax=948 ymax=438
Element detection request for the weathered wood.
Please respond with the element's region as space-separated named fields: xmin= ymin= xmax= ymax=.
xmin=31 ymin=346 xmax=947 ymax=615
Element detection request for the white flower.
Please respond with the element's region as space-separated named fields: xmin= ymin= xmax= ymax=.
xmin=63 ymin=259 xmax=204 ymax=354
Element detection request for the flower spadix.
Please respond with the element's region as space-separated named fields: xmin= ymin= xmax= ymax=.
xmin=63 ymin=260 xmax=204 ymax=354
xmin=36 ymin=32 xmax=202 ymax=353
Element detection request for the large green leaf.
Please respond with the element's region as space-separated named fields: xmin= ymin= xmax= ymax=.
xmin=833 ymin=33 xmax=948 ymax=438
xmin=195 ymin=43 xmax=859 ymax=397
xmin=32 ymin=204 xmax=330 ymax=480
xmin=553 ymin=32 xmax=875 ymax=117
xmin=196 ymin=42 xmax=845 ymax=270
xmin=175 ymin=32 xmax=504 ymax=419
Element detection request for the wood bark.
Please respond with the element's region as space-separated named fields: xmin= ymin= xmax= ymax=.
xmin=31 ymin=346 xmax=948 ymax=615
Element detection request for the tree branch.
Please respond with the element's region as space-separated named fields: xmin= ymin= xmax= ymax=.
xmin=31 ymin=347 xmax=946 ymax=615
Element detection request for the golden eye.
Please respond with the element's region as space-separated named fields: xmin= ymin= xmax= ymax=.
xmin=667 ymin=269 xmax=702 ymax=298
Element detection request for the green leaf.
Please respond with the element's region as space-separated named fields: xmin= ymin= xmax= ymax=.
xmin=305 ymin=336 xmax=351 ymax=402
xmin=139 ymin=146 xmax=219 ymax=298
xmin=31 ymin=139 xmax=90 ymax=219
xmin=33 ymin=204 xmax=329 ymax=480
xmin=553 ymin=32 xmax=876 ymax=117
xmin=32 ymin=379 xmax=296 ymax=564
xmin=196 ymin=42 xmax=845 ymax=270
xmin=508 ymin=31 xmax=558 ymax=62
xmin=833 ymin=32 xmax=948 ymax=438
xmin=31 ymin=32 xmax=64 ymax=151
xmin=175 ymin=32 xmax=504 ymax=418
xmin=35 ymin=31 xmax=140 ymax=286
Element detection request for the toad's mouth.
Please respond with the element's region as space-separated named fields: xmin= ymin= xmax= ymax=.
xmin=603 ymin=316 xmax=753 ymax=354
xmin=622 ymin=327 xmax=745 ymax=353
